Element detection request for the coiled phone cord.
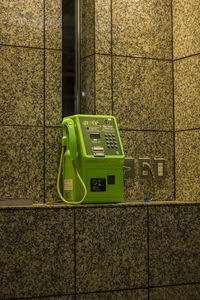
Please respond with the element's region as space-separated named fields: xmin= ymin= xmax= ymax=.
xmin=57 ymin=147 xmax=87 ymax=205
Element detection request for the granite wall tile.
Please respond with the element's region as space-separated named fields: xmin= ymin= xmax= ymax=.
xmin=0 ymin=46 xmax=44 ymax=126
xmin=0 ymin=127 xmax=44 ymax=203
xmin=80 ymin=0 xmax=95 ymax=58
xmin=113 ymin=57 xmax=173 ymax=131
xmin=45 ymin=0 xmax=62 ymax=49
xmin=150 ymin=284 xmax=200 ymax=300
xmin=0 ymin=0 xmax=44 ymax=48
xmin=45 ymin=127 xmax=62 ymax=203
xmin=95 ymin=55 xmax=112 ymax=115
xmin=120 ymin=130 xmax=174 ymax=202
xmin=81 ymin=56 xmax=95 ymax=114
xmin=112 ymin=0 xmax=172 ymax=59
xmin=149 ymin=205 xmax=200 ymax=286
xmin=173 ymin=0 xmax=200 ymax=59
xmin=45 ymin=50 xmax=62 ymax=127
xmin=174 ymin=55 xmax=200 ymax=130
xmin=77 ymin=289 xmax=148 ymax=300
xmin=0 ymin=208 xmax=74 ymax=299
xmin=95 ymin=0 xmax=111 ymax=54
xmin=175 ymin=130 xmax=200 ymax=202
xmin=76 ymin=207 xmax=148 ymax=293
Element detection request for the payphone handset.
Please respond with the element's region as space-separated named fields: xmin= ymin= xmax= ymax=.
xmin=57 ymin=115 xmax=125 ymax=205
xmin=61 ymin=118 xmax=78 ymax=160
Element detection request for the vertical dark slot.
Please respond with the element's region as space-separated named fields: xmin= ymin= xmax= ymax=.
xmin=62 ymin=0 xmax=75 ymax=117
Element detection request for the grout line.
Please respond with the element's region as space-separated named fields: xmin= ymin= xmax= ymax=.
xmin=43 ymin=0 xmax=46 ymax=204
xmin=0 ymin=43 xmax=61 ymax=51
xmin=119 ymin=128 xmax=174 ymax=132
xmin=171 ymin=0 xmax=176 ymax=202
xmin=175 ymin=128 xmax=200 ymax=132
xmin=75 ymin=287 xmax=149 ymax=296
xmin=94 ymin=1 xmax=96 ymax=114
xmin=80 ymin=52 xmax=173 ymax=62
xmin=174 ymin=52 xmax=200 ymax=61
xmin=111 ymin=0 xmax=114 ymax=115
xmin=149 ymin=282 xmax=200 ymax=289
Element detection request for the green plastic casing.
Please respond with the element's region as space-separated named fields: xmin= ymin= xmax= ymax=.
xmin=62 ymin=115 xmax=125 ymax=203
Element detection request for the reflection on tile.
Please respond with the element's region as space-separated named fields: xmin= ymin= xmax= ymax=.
xmin=80 ymin=0 xmax=95 ymax=58
xmin=112 ymin=0 xmax=172 ymax=59
xmin=0 ymin=46 xmax=44 ymax=126
xmin=95 ymin=0 xmax=111 ymax=54
xmin=81 ymin=56 xmax=95 ymax=114
xmin=174 ymin=55 xmax=200 ymax=130
xmin=0 ymin=0 xmax=44 ymax=47
xmin=120 ymin=130 xmax=174 ymax=202
xmin=150 ymin=284 xmax=200 ymax=300
xmin=149 ymin=205 xmax=200 ymax=286
xmin=113 ymin=57 xmax=173 ymax=130
xmin=0 ymin=208 xmax=74 ymax=299
xmin=45 ymin=128 xmax=62 ymax=203
xmin=0 ymin=127 xmax=44 ymax=203
xmin=45 ymin=50 xmax=62 ymax=127
xmin=45 ymin=0 xmax=62 ymax=49
xmin=95 ymin=55 xmax=112 ymax=115
xmin=173 ymin=0 xmax=200 ymax=58
xmin=76 ymin=207 xmax=148 ymax=293
xmin=77 ymin=289 xmax=148 ymax=300
xmin=175 ymin=131 xmax=200 ymax=202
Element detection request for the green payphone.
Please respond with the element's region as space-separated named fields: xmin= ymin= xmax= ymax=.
xmin=57 ymin=115 xmax=125 ymax=204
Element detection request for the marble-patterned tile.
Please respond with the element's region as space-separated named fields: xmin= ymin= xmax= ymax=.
xmin=0 ymin=46 xmax=44 ymax=126
xmin=0 ymin=127 xmax=44 ymax=203
xmin=150 ymin=284 xmax=200 ymax=300
xmin=149 ymin=205 xmax=200 ymax=286
xmin=76 ymin=207 xmax=148 ymax=293
xmin=173 ymin=0 xmax=200 ymax=59
xmin=174 ymin=55 xmax=200 ymax=130
xmin=113 ymin=57 xmax=173 ymax=131
xmin=45 ymin=0 xmax=62 ymax=49
xmin=80 ymin=0 xmax=95 ymax=58
xmin=77 ymin=288 xmax=148 ymax=300
xmin=175 ymin=131 xmax=200 ymax=202
xmin=0 ymin=0 xmax=44 ymax=48
xmin=120 ymin=130 xmax=174 ymax=202
xmin=95 ymin=0 xmax=111 ymax=54
xmin=45 ymin=50 xmax=62 ymax=127
xmin=112 ymin=0 xmax=172 ymax=59
xmin=95 ymin=55 xmax=112 ymax=115
xmin=0 ymin=208 xmax=74 ymax=299
xmin=45 ymin=128 xmax=62 ymax=203
xmin=80 ymin=56 xmax=95 ymax=114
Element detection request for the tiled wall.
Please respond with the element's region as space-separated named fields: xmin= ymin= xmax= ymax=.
xmin=0 ymin=204 xmax=199 ymax=299
xmin=173 ymin=0 xmax=200 ymax=201
xmin=0 ymin=0 xmax=62 ymax=204
xmin=80 ymin=0 xmax=174 ymax=202
xmin=1 ymin=0 xmax=199 ymax=204
xmin=81 ymin=0 xmax=200 ymax=203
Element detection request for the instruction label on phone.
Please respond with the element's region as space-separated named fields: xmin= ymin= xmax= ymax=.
xmin=64 ymin=179 xmax=73 ymax=191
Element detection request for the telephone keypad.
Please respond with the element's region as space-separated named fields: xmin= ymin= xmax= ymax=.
xmin=105 ymin=132 xmax=119 ymax=150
